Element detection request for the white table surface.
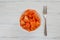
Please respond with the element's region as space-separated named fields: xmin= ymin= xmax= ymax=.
xmin=0 ymin=0 xmax=60 ymax=40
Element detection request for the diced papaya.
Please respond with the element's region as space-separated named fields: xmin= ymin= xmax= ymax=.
xmin=24 ymin=16 xmax=29 ymax=22
xmin=20 ymin=20 xmax=25 ymax=25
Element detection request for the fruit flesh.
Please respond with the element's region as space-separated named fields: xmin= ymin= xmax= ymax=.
xmin=20 ymin=9 xmax=41 ymax=32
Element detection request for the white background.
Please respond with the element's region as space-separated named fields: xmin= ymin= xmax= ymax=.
xmin=0 ymin=0 xmax=60 ymax=40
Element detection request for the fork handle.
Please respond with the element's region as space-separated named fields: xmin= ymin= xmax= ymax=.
xmin=44 ymin=18 xmax=47 ymax=36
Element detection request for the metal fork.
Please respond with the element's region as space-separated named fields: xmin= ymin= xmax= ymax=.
xmin=43 ymin=6 xmax=47 ymax=36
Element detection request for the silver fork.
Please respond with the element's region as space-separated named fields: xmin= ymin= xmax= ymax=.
xmin=43 ymin=6 xmax=47 ymax=36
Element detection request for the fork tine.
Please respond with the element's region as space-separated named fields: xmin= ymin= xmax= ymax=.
xmin=43 ymin=6 xmax=47 ymax=14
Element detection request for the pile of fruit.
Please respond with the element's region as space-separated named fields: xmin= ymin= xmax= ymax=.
xmin=20 ymin=9 xmax=41 ymax=32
